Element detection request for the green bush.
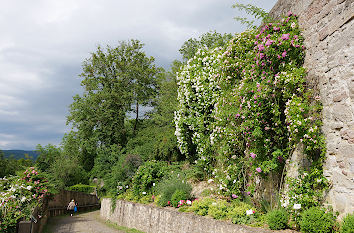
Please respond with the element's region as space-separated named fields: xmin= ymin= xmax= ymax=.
xmin=227 ymin=201 xmax=254 ymax=225
xmin=189 ymin=198 xmax=214 ymax=216
xmin=299 ymin=207 xmax=335 ymax=233
xmin=266 ymin=208 xmax=289 ymax=230
xmin=171 ymin=189 xmax=189 ymax=207
xmin=67 ymin=184 xmax=95 ymax=194
xmin=208 ymin=199 xmax=230 ymax=220
xmin=131 ymin=161 xmax=169 ymax=197
xmin=341 ymin=213 xmax=354 ymax=233
xmin=156 ymin=175 xmax=192 ymax=207
xmin=138 ymin=194 xmax=154 ymax=204
xmin=103 ymin=153 xmax=142 ymax=196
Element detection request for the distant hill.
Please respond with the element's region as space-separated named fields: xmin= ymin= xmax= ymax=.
xmin=2 ymin=150 xmax=39 ymax=161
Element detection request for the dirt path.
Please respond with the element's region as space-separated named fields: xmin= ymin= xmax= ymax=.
xmin=46 ymin=210 xmax=126 ymax=233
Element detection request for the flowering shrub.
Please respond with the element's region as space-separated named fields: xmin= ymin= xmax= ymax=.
xmin=175 ymin=46 xmax=223 ymax=166
xmin=0 ymin=167 xmax=52 ymax=232
xmin=155 ymin=174 xmax=192 ymax=207
xmin=282 ymin=168 xmax=328 ymax=213
xmin=171 ymin=189 xmax=189 ymax=207
xmin=176 ymin=199 xmax=192 ymax=208
xmin=175 ymin=12 xmax=327 ymax=206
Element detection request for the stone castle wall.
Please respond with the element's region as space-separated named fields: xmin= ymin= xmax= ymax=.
xmin=269 ymin=0 xmax=354 ymax=216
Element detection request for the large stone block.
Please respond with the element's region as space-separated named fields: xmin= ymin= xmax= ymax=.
xmin=332 ymin=103 xmax=353 ymax=123
xmin=340 ymin=129 xmax=354 ymax=143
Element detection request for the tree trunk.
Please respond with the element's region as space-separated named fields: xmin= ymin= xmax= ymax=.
xmin=133 ymin=101 xmax=139 ymax=132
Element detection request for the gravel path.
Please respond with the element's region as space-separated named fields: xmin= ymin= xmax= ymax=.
xmin=46 ymin=210 xmax=126 ymax=233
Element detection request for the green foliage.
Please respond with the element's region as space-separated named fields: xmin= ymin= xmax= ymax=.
xmin=106 ymin=153 xmax=142 ymax=196
xmin=156 ymin=175 xmax=192 ymax=207
xmin=131 ymin=161 xmax=169 ymax=197
xmin=171 ymin=189 xmax=189 ymax=207
xmin=91 ymin=145 xmax=122 ymax=180
xmin=67 ymin=184 xmax=95 ymax=194
xmin=299 ymin=207 xmax=336 ymax=233
xmin=284 ymin=168 xmax=329 ymax=211
xmin=0 ymin=150 xmax=35 ymax=178
xmin=122 ymin=60 xmax=184 ymax=165
xmin=67 ymin=39 xmax=162 ymax=159
xmin=266 ymin=208 xmax=289 ymax=230
xmin=189 ymin=197 xmax=214 ymax=216
xmin=36 ymin=140 xmax=93 ymax=190
xmin=36 ymin=143 xmax=89 ymax=189
xmin=47 ymin=152 xmax=89 ymax=189
xmin=36 ymin=144 xmax=61 ymax=172
xmin=179 ymin=31 xmax=233 ymax=61
xmin=125 ymin=119 xmax=182 ymax=162
xmin=138 ymin=194 xmax=154 ymax=204
xmin=341 ymin=213 xmax=354 ymax=233
xmin=228 ymin=201 xmax=254 ymax=224
xmin=61 ymin=131 xmax=95 ymax=172
xmin=232 ymin=2 xmax=271 ymax=28
xmin=92 ymin=145 xmax=142 ymax=196
xmin=207 ymin=199 xmax=229 ymax=220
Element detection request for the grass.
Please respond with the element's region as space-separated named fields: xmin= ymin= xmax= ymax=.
xmin=101 ymin=219 xmax=145 ymax=233
xmin=94 ymin=212 xmax=144 ymax=233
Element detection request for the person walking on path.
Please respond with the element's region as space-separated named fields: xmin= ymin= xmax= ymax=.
xmin=67 ymin=199 xmax=76 ymax=216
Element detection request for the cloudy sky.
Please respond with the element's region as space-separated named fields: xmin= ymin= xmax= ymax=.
xmin=0 ymin=0 xmax=277 ymax=150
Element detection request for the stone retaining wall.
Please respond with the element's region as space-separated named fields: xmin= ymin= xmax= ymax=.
xmin=48 ymin=189 xmax=99 ymax=210
xmin=269 ymin=0 xmax=354 ymax=216
xmin=100 ymin=198 xmax=279 ymax=233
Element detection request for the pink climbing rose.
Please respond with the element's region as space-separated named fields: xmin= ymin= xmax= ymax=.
xmin=265 ymin=39 xmax=273 ymax=46
xmin=250 ymin=152 xmax=256 ymax=159
xmin=281 ymin=33 xmax=290 ymax=40
xmin=282 ymin=51 xmax=287 ymax=57
xmin=256 ymin=167 xmax=262 ymax=173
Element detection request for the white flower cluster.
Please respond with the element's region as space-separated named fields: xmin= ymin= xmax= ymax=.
xmin=0 ymin=177 xmax=32 ymax=208
xmin=175 ymin=47 xmax=223 ymax=158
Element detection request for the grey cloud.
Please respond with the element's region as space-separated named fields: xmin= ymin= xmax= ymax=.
xmin=0 ymin=0 xmax=277 ymax=150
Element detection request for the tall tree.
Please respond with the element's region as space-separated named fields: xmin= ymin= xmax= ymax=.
xmin=61 ymin=131 xmax=95 ymax=172
xmin=0 ymin=150 xmax=6 ymax=178
xmin=179 ymin=31 xmax=233 ymax=61
xmin=125 ymin=60 xmax=184 ymax=162
xmin=67 ymin=39 xmax=161 ymax=153
xmin=36 ymin=144 xmax=61 ymax=172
